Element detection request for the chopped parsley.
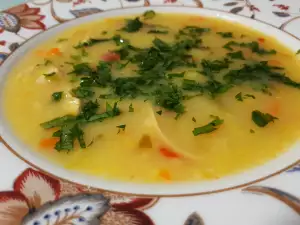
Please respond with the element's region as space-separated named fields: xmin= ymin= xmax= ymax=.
xmin=252 ymin=110 xmax=278 ymax=127
xmin=167 ymin=72 xmax=185 ymax=79
xmin=193 ymin=117 xmax=224 ymax=136
xmin=43 ymin=72 xmax=56 ymax=77
xmin=80 ymin=100 xmax=99 ymax=120
xmin=235 ymin=92 xmax=255 ymax=101
xmin=74 ymin=38 xmax=110 ymax=49
xmin=116 ymin=124 xmax=126 ymax=133
xmin=52 ymin=92 xmax=63 ymax=102
xmin=296 ymin=49 xmax=300 ymax=55
xmin=55 ymin=124 xmax=86 ymax=151
xmin=227 ymin=51 xmax=245 ymax=60
xmin=72 ymin=87 xmax=94 ymax=99
xmin=217 ymin=32 xmax=233 ymax=38
xmin=122 ymin=17 xmax=143 ymax=33
xmin=224 ymin=41 xmax=276 ymax=55
xmin=148 ymin=30 xmax=168 ymax=34
xmin=57 ymin=38 xmax=68 ymax=43
xmin=41 ymin=102 xmax=121 ymax=151
xmin=39 ymin=11 xmax=300 ymax=152
xmin=154 ymin=84 xmax=185 ymax=117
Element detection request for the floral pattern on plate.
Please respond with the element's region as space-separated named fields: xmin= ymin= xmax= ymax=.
xmin=0 ymin=168 xmax=157 ymax=225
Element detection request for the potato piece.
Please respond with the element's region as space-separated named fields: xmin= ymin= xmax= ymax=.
xmin=61 ymin=91 xmax=81 ymax=116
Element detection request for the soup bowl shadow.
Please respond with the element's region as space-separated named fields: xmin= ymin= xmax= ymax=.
xmin=0 ymin=6 xmax=300 ymax=197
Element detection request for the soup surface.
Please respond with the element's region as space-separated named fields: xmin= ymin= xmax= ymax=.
xmin=3 ymin=11 xmax=300 ymax=183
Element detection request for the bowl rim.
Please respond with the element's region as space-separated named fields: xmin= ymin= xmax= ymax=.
xmin=1 ymin=5 xmax=300 ymax=197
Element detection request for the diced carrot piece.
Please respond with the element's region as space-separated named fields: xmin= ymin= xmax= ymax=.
xmin=258 ymin=38 xmax=265 ymax=43
xmin=101 ymin=52 xmax=120 ymax=62
xmin=47 ymin=48 xmax=62 ymax=56
xmin=268 ymin=60 xmax=281 ymax=67
xmin=39 ymin=137 xmax=60 ymax=149
xmin=158 ymin=169 xmax=171 ymax=180
xmin=160 ymin=148 xmax=180 ymax=158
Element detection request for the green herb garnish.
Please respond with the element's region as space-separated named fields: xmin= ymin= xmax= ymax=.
xmin=57 ymin=38 xmax=68 ymax=43
xmin=156 ymin=110 xmax=162 ymax=115
xmin=74 ymin=38 xmax=110 ymax=49
xmin=224 ymin=41 xmax=276 ymax=55
xmin=167 ymin=72 xmax=185 ymax=79
xmin=55 ymin=124 xmax=86 ymax=151
xmin=122 ymin=17 xmax=143 ymax=33
xmin=43 ymin=72 xmax=56 ymax=77
xmin=116 ymin=124 xmax=126 ymax=133
xmin=235 ymin=92 xmax=255 ymax=101
xmin=193 ymin=117 xmax=224 ymax=136
xmin=252 ymin=110 xmax=278 ymax=127
xmin=52 ymin=92 xmax=63 ymax=102
xmin=72 ymin=87 xmax=94 ymax=99
xmin=227 ymin=51 xmax=245 ymax=60
xmin=217 ymin=32 xmax=233 ymax=38
xmin=148 ymin=30 xmax=168 ymax=34
xmin=80 ymin=100 xmax=99 ymax=120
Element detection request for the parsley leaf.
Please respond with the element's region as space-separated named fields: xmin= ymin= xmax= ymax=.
xmin=252 ymin=110 xmax=278 ymax=127
xmin=154 ymin=84 xmax=185 ymax=116
xmin=74 ymin=38 xmax=110 ymax=49
xmin=156 ymin=110 xmax=162 ymax=115
xmin=224 ymin=61 xmax=300 ymax=90
xmin=80 ymin=100 xmax=99 ymax=120
xmin=43 ymin=72 xmax=56 ymax=77
xmin=193 ymin=117 xmax=224 ymax=136
xmin=217 ymin=32 xmax=233 ymax=38
xmin=40 ymin=115 xmax=77 ymax=129
xmin=235 ymin=92 xmax=255 ymax=101
xmin=224 ymin=41 xmax=276 ymax=55
xmin=112 ymin=35 xmax=129 ymax=46
xmin=167 ymin=72 xmax=185 ymax=79
xmin=57 ymin=38 xmax=68 ymax=43
xmin=296 ymin=49 xmax=300 ymax=55
xmin=52 ymin=92 xmax=63 ymax=102
xmin=122 ymin=17 xmax=143 ymax=33
xmin=227 ymin=51 xmax=245 ymax=60
xmin=72 ymin=87 xmax=94 ymax=99
xmin=116 ymin=124 xmax=126 ymax=133
xmin=55 ymin=124 xmax=86 ymax=151
xmin=148 ymin=30 xmax=168 ymax=34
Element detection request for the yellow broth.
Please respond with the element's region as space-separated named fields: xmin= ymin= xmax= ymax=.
xmin=3 ymin=12 xmax=300 ymax=183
